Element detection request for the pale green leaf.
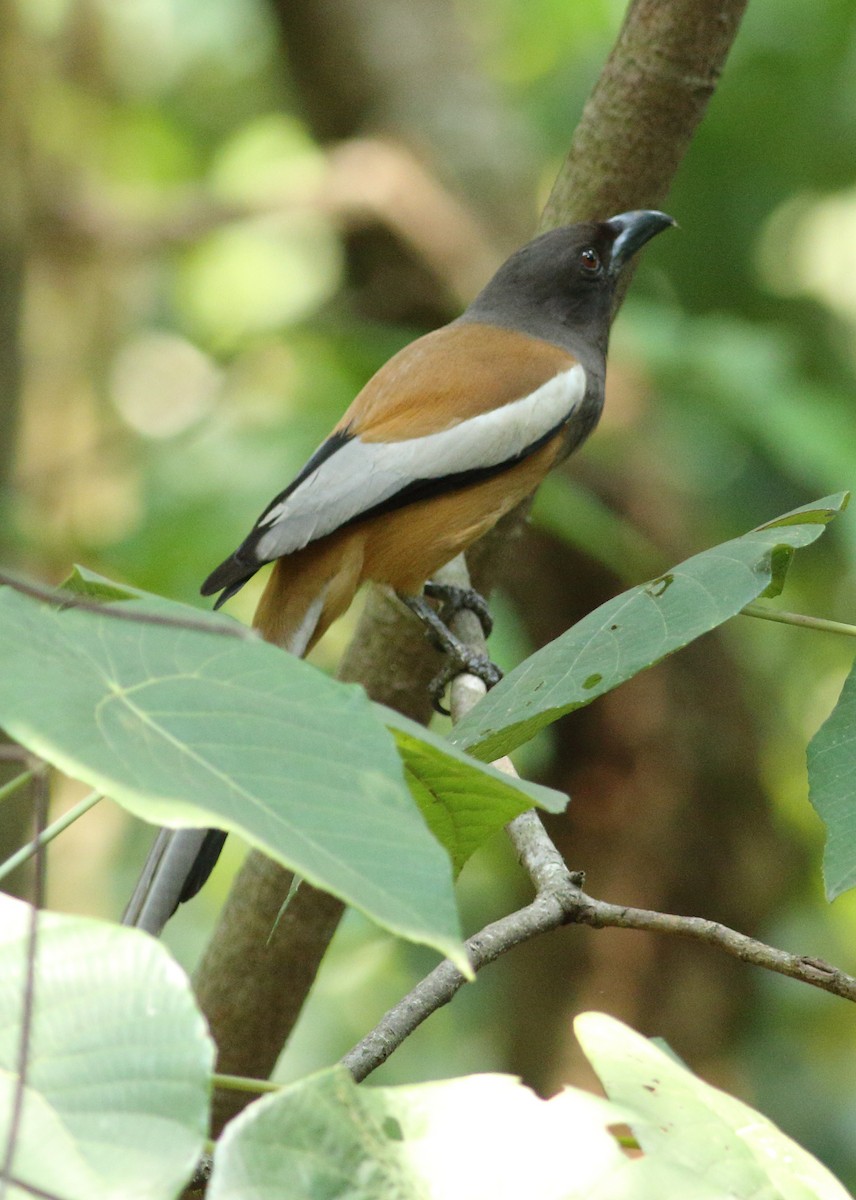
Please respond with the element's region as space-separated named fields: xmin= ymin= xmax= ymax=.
xmin=0 ymin=896 xmax=212 ymax=1200
xmin=209 ymin=1067 xmax=629 ymax=1200
xmin=453 ymin=496 xmax=847 ymax=762
xmin=576 ymin=1012 xmax=852 ymax=1200
xmin=807 ymin=660 xmax=856 ymax=899
xmin=0 ymin=587 xmax=463 ymax=964
xmin=383 ymin=712 xmax=567 ymax=875
xmin=209 ymin=1016 xmax=853 ymax=1199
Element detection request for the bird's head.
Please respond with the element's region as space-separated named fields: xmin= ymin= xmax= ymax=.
xmin=467 ymin=209 xmax=675 ymax=354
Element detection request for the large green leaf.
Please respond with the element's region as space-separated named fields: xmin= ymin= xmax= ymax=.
xmin=208 ymin=1017 xmax=850 ymax=1198
xmin=576 ymin=1012 xmax=852 ymax=1200
xmin=208 ymin=1066 xmax=630 ymax=1200
xmin=0 ymin=896 xmax=212 ymax=1200
xmin=453 ymin=496 xmax=847 ymax=762
xmin=0 ymin=587 xmax=463 ymax=963
xmin=807 ymin=661 xmax=856 ymax=899
xmin=65 ymin=567 xmax=569 ymax=872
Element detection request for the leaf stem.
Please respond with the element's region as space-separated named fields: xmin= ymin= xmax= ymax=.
xmin=0 ymin=790 xmax=103 ymax=884
xmin=742 ymin=603 xmax=856 ymax=638
xmin=212 ymin=1072 xmax=283 ymax=1095
xmin=0 ymin=570 xmax=254 ymax=641
xmin=0 ymin=771 xmax=33 ymax=806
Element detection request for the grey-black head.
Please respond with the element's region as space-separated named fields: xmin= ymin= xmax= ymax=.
xmin=464 ymin=209 xmax=675 ymax=356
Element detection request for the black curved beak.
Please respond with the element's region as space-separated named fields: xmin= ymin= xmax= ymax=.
xmin=607 ymin=210 xmax=676 ymax=273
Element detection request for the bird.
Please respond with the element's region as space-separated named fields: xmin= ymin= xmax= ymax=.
xmin=122 ymin=208 xmax=675 ymax=934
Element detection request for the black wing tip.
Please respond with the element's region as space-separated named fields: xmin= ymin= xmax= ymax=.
xmin=198 ymin=429 xmax=354 ymax=607
xmin=200 ymin=553 xmax=258 ymax=607
xmin=177 ymin=829 xmax=229 ymax=906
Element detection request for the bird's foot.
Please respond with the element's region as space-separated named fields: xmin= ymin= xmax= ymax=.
xmin=399 ymin=592 xmax=502 ymax=714
xmin=428 ymin=648 xmax=503 ymax=714
xmin=423 ymin=581 xmax=494 ymax=638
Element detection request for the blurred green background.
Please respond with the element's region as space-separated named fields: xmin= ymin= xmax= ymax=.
xmin=3 ymin=0 xmax=856 ymax=1184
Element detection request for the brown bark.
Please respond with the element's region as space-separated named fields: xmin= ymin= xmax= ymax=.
xmin=192 ymin=0 xmax=751 ymax=1117
xmin=195 ymin=859 xmax=345 ymax=1133
xmin=540 ymin=0 xmax=749 ymax=230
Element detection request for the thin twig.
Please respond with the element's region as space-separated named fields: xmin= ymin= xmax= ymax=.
xmin=343 ymin=555 xmax=590 ymax=1080
xmin=0 ymin=791 xmax=103 ymax=885
xmin=342 ymin=884 xmax=856 ymax=1081
xmin=342 ymin=887 xmax=578 ymax=1081
xmin=576 ymin=899 xmax=856 ymax=1000
xmin=0 ymin=571 xmax=254 ymax=641
xmin=439 ymin=555 xmax=579 ymax=897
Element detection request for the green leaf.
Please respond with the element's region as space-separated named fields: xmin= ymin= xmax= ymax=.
xmin=807 ymin=660 xmax=856 ymax=899
xmin=0 ymin=587 xmax=464 ymax=964
xmin=453 ymin=495 xmax=847 ymax=761
xmin=575 ymin=1012 xmax=852 ymax=1200
xmin=63 ymin=564 xmax=144 ymax=603
xmin=66 ymin=570 xmax=569 ymax=875
xmin=0 ymin=896 xmax=212 ymax=1200
xmin=209 ymin=1066 xmax=630 ymax=1200
xmin=382 ymin=710 xmax=567 ymax=875
xmin=61 ymin=564 xmax=247 ymax=635
xmin=208 ymin=1016 xmax=852 ymax=1198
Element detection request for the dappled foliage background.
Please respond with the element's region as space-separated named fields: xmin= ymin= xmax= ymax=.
xmin=3 ymin=0 xmax=856 ymax=1186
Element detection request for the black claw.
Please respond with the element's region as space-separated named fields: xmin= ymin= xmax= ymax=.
xmin=428 ymin=648 xmax=503 ymax=714
xmin=430 ymin=678 xmax=452 ymax=716
xmin=423 ymin=582 xmax=494 ymax=638
xmin=398 ymin=590 xmax=503 ymax=713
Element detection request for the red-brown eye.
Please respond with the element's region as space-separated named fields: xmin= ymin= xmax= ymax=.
xmin=580 ymin=247 xmax=601 ymax=272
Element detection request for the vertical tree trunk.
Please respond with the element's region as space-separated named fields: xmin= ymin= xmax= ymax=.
xmin=541 ymin=0 xmax=748 ymax=229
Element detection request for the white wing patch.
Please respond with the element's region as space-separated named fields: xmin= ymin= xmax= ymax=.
xmin=255 ymin=363 xmax=586 ymax=560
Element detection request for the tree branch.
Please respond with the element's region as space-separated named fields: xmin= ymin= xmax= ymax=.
xmin=341 ymin=557 xmax=856 ymax=1083
xmin=577 ymin=902 xmax=856 ymax=1000
xmin=342 ymin=880 xmax=856 ymax=1082
xmin=342 ymin=888 xmax=577 ymax=1081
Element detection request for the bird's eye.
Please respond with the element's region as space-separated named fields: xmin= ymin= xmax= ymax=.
xmin=580 ymin=247 xmax=601 ymax=273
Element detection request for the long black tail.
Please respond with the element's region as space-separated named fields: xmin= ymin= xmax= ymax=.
xmin=122 ymin=827 xmax=228 ymax=935
xmin=122 ymin=555 xmax=328 ymax=935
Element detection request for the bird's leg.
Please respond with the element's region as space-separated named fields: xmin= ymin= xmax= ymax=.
xmin=399 ymin=591 xmax=503 ymax=714
xmin=423 ymin=580 xmax=494 ymax=638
